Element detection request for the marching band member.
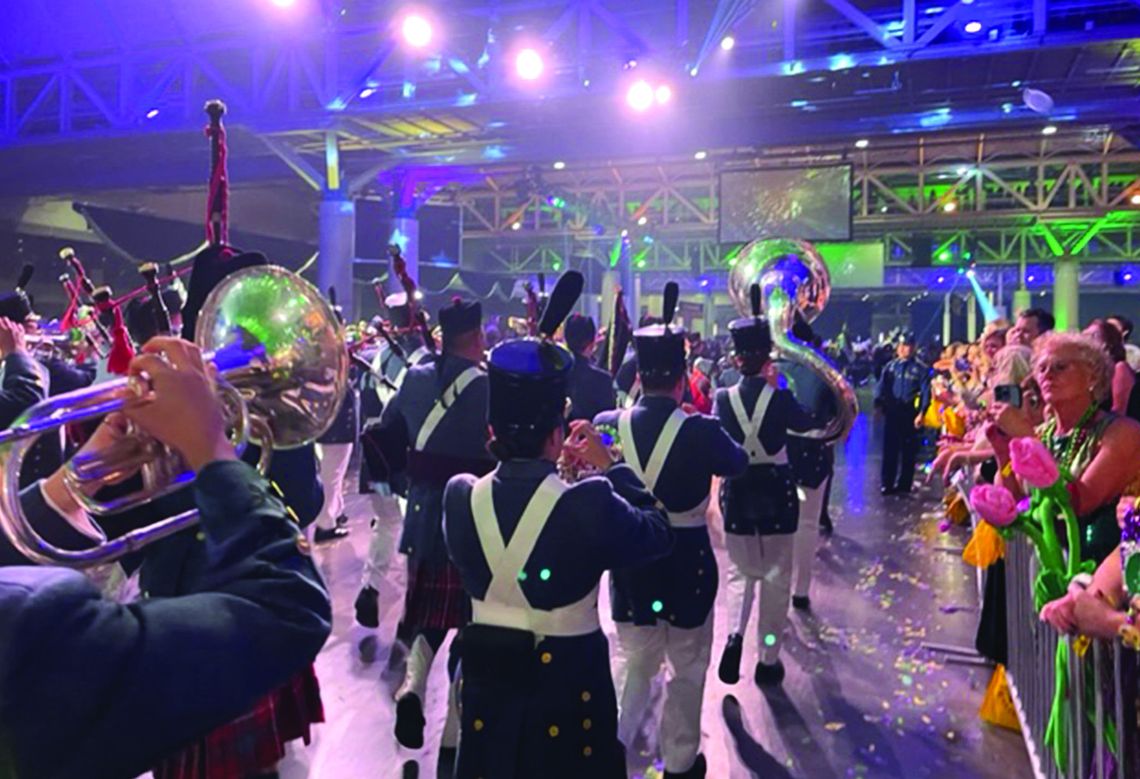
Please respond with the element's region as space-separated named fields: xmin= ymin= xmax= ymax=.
xmin=312 ymin=289 xmax=357 ymax=544
xmin=780 ymin=318 xmax=839 ymax=611
xmin=371 ymin=295 xmax=493 ymax=751
xmin=0 ymin=269 xmax=67 ymax=486
xmin=443 ymin=270 xmax=672 ymax=779
xmin=594 ymin=282 xmax=748 ymax=779
xmin=0 ymin=338 xmax=331 ymax=779
xmin=714 ymin=285 xmax=823 ymax=688
xmin=355 ymin=292 xmax=435 ymax=633
xmin=564 ymin=313 xmax=617 ymax=423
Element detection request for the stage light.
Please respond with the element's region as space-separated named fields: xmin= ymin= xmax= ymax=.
xmin=510 ymin=221 xmax=522 ymax=231
xmin=699 ymin=277 xmax=710 ymax=288
xmin=937 ymin=275 xmax=945 ymax=283
xmin=515 ymin=48 xmax=544 ymax=81
xmin=637 ymin=216 xmax=648 ymax=226
xmin=145 ymin=108 xmax=159 ymax=119
xmin=1027 ymin=274 xmax=1036 ymax=283
xmin=938 ymin=250 xmax=952 ymax=262
xmin=963 ymin=20 xmax=982 ymax=34
xmin=626 ymin=80 xmax=655 ymax=112
xmin=689 ymin=67 xmax=699 ymax=77
xmin=1042 ymin=125 xmax=1058 ymax=136
xmin=654 ymin=84 xmax=673 ymax=105
xmin=1131 ymin=193 xmax=1140 ymax=205
xmin=720 ymin=35 xmax=736 ymax=51
xmin=552 ymin=161 xmax=565 ymax=170
xmin=552 ymin=260 xmax=562 ymax=271
xmin=855 ymin=138 xmax=869 ymax=149
xmin=401 ymin=13 xmax=433 ymax=48
xmin=269 ymin=0 xmax=296 ymax=7
xmin=943 ymin=201 xmax=958 ymax=213
xmin=359 ymin=87 xmax=376 ymax=98
xmin=694 ymin=150 xmax=707 ymax=160
xmin=966 ymin=268 xmax=976 ymax=279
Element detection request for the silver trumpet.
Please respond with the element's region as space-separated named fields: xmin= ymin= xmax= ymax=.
xmin=728 ymin=238 xmax=858 ymax=443
xmin=0 ymin=265 xmax=349 ymax=568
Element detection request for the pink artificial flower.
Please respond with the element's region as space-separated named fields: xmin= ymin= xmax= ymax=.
xmin=970 ymin=484 xmax=1020 ymax=527
xmin=1009 ymin=436 xmax=1061 ymax=489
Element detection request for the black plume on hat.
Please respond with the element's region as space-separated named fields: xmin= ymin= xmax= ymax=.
xmin=662 ymin=281 xmax=679 ymax=328
xmin=750 ymin=283 xmax=761 ymax=318
xmin=539 ymin=270 xmax=583 ymax=339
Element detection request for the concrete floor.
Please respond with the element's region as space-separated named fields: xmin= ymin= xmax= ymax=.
xmin=271 ymin=409 xmax=1032 ymax=779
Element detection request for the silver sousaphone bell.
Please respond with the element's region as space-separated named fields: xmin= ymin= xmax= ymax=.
xmin=727 ymin=238 xmax=858 ymax=443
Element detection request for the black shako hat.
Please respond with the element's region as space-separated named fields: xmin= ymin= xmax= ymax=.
xmin=125 ymin=287 xmax=184 ymax=345
xmin=729 ymin=283 xmax=773 ymax=357
xmin=633 ymin=281 xmax=685 ymax=381
xmin=0 ymin=264 xmax=35 ymax=323
xmin=439 ymin=296 xmax=482 ymax=340
xmin=487 ymin=270 xmax=584 ymax=437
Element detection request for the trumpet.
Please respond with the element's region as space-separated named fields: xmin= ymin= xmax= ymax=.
xmin=0 ymin=265 xmax=348 ymax=568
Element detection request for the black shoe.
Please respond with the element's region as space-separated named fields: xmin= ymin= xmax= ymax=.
xmin=880 ymin=486 xmax=897 ymax=496
xmin=355 ymin=586 xmax=380 ymax=628
xmin=313 ymin=525 xmax=349 ymax=543
xmin=336 ymin=513 xmax=350 ymax=528
xmin=395 ymin=693 xmax=426 ymax=749
xmin=754 ymin=659 xmax=786 ymax=687
xmin=792 ymin=595 xmax=811 ymax=611
xmin=718 ymin=633 xmax=743 ymax=685
xmin=664 ymin=753 xmax=707 ymax=779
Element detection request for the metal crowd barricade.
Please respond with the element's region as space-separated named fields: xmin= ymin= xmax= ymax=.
xmin=1004 ymin=536 xmax=1137 ymax=778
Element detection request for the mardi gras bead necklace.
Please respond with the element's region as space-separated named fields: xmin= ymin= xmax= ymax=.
xmin=1042 ymin=402 xmax=1100 ymax=476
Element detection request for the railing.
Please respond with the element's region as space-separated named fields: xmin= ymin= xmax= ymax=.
xmin=1004 ymin=536 xmax=1139 ymax=779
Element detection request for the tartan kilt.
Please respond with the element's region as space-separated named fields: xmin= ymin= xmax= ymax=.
xmin=404 ymin=559 xmax=471 ymax=632
xmin=152 ymin=666 xmax=324 ymax=779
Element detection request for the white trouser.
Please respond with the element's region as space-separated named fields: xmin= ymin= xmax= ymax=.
xmin=723 ymin=532 xmax=795 ymax=665
xmin=615 ymin=615 xmax=713 ymax=773
xmin=792 ymin=477 xmax=830 ymax=599
xmin=397 ymin=634 xmax=461 ymax=749
xmin=314 ymin=442 xmax=354 ymax=530
xmin=360 ymin=494 xmax=407 ymax=590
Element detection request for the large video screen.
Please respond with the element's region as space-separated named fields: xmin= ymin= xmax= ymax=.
xmin=718 ymin=165 xmax=852 ymax=243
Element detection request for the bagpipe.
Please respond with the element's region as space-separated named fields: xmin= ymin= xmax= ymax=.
xmin=0 ymin=99 xmax=348 ymax=568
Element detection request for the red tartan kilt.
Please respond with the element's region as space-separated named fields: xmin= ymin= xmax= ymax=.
xmin=403 ymin=559 xmax=470 ymax=632
xmin=152 ymin=666 xmax=325 ymax=779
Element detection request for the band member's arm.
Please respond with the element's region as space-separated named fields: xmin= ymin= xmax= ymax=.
xmin=566 ymin=422 xmax=673 ymax=568
xmin=779 ymin=388 xmax=828 ymax=434
xmin=0 ymin=459 xmax=332 ymax=779
xmin=696 ymin=416 xmax=748 ymax=477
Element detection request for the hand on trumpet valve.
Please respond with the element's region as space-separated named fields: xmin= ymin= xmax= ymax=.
xmin=0 ymin=317 xmax=26 ymax=358
xmin=124 ymin=338 xmax=237 ymax=473
xmin=563 ymin=420 xmax=616 ymax=471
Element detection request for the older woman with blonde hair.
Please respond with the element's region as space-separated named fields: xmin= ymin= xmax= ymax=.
xmin=986 ymin=331 xmax=1140 ymax=564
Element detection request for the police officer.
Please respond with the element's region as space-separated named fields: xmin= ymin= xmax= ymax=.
xmin=594 ymin=282 xmax=747 ymax=779
xmin=354 ymin=292 xmax=435 ymax=633
xmin=875 ymin=331 xmax=930 ymax=495
xmin=564 ymin=313 xmax=616 ymax=423
xmin=372 ymin=295 xmax=493 ymax=751
xmin=444 ymin=270 xmax=672 ymax=779
xmin=714 ymin=285 xmax=822 ymax=688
